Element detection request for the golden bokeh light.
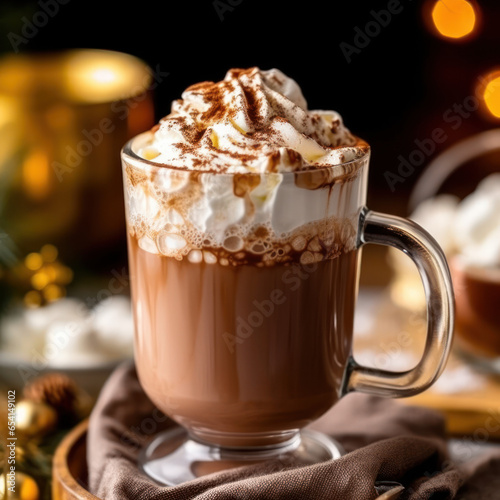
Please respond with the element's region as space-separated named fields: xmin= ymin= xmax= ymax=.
xmin=0 ymin=472 xmax=40 ymax=500
xmin=431 ymin=0 xmax=476 ymax=39
xmin=43 ymin=283 xmax=65 ymax=302
xmin=40 ymin=243 xmax=58 ymax=263
xmin=31 ymin=271 xmax=50 ymax=290
xmin=19 ymin=245 xmax=73 ymax=307
xmin=25 ymin=252 xmax=43 ymax=271
xmin=90 ymin=67 xmax=118 ymax=84
xmin=22 ymin=150 xmax=52 ymax=201
xmin=24 ymin=290 xmax=42 ymax=308
xmin=64 ymin=49 xmax=152 ymax=104
xmin=482 ymin=72 xmax=500 ymax=118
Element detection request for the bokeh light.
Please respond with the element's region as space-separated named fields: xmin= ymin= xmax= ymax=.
xmin=64 ymin=49 xmax=152 ymax=103
xmin=90 ymin=68 xmax=117 ymax=84
xmin=431 ymin=0 xmax=476 ymax=39
xmin=478 ymin=70 xmax=500 ymax=119
xmin=25 ymin=253 xmax=43 ymax=271
xmin=20 ymin=245 xmax=73 ymax=307
xmin=22 ymin=150 xmax=51 ymax=201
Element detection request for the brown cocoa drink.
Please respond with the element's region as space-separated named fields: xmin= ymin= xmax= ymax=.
xmin=129 ymin=239 xmax=359 ymax=446
xmin=123 ymin=67 xmax=370 ymax=447
xmin=123 ymin=68 xmax=455 ymax=486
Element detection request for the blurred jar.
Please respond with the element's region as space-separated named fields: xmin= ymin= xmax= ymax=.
xmin=0 ymin=49 xmax=155 ymax=274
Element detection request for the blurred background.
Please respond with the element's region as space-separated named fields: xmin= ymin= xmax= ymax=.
xmin=1 ymin=0 xmax=499 ymax=278
xmin=1 ymin=0 xmax=500 ymax=498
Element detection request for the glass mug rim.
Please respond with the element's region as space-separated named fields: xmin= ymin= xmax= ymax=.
xmin=121 ymin=131 xmax=371 ymax=180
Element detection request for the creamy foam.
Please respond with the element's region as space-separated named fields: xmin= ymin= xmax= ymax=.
xmin=123 ymin=67 xmax=369 ymax=263
xmin=140 ymin=67 xmax=366 ymax=173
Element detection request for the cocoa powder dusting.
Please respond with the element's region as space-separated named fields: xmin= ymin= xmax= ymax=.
xmin=143 ymin=67 xmax=366 ymax=173
xmin=242 ymin=85 xmax=262 ymax=126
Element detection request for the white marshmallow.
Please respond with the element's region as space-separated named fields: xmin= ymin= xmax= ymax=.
xmin=43 ymin=318 xmax=108 ymax=367
xmin=24 ymin=298 xmax=88 ymax=334
xmin=0 ymin=296 xmax=134 ymax=366
xmin=92 ymin=295 xmax=134 ymax=357
xmin=410 ymin=194 xmax=460 ymax=256
xmin=453 ymin=174 xmax=500 ymax=267
xmin=1 ymin=299 xmax=89 ymax=359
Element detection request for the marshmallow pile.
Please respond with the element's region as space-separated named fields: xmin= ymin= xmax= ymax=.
xmin=410 ymin=173 xmax=500 ymax=268
xmin=0 ymin=296 xmax=134 ymax=366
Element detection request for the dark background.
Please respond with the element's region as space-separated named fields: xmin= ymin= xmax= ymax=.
xmin=0 ymin=0 xmax=497 ymax=213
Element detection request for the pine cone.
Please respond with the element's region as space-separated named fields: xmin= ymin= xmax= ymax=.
xmin=24 ymin=372 xmax=80 ymax=421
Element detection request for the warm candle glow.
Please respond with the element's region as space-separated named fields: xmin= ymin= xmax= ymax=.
xmin=64 ymin=50 xmax=152 ymax=103
xmin=0 ymin=50 xmax=155 ymax=266
xmin=431 ymin=0 xmax=476 ymax=39
xmin=91 ymin=67 xmax=118 ymax=84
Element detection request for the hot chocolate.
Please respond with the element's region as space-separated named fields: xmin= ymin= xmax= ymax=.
xmin=123 ymin=67 xmax=368 ymax=446
xmin=129 ymin=240 xmax=359 ymax=446
xmin=122 ymin=67 xmax=454 ymax=485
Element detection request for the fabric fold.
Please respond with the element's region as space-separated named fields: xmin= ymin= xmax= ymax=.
xmin=87 ymin=362 xmax=465 ymax=500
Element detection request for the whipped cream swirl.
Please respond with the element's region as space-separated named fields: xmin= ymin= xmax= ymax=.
xmin=125 ymin=68 xmax=368 ymax=263
xmin=140 ymin=67 xmax=366 ymax=172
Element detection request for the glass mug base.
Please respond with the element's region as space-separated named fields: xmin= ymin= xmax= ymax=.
xmin=138 ymin=428 xmax=343 ymax=486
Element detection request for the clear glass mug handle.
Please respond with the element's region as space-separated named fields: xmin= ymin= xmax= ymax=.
xmin=344 ymin=208 xmax=455 ymax=398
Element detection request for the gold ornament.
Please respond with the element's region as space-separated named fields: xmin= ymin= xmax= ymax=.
xmin=0 ymin=472 xmax=40 ymax=500
xmin=15 ymin=400 xmax=58 ymax=438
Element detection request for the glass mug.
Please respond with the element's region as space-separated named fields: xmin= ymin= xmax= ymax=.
xmin=121 ymin=133 xmax=454 ymax=485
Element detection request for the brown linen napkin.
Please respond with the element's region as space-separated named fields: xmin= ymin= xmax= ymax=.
xmin=87 ymin=362 xmax=463 ymax=500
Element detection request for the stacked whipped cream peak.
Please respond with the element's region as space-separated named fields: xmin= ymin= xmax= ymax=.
xmin=139 ymin=67 xmax=366 ymax=173
xmin=124 ymin=67 xmax=369 ymax=264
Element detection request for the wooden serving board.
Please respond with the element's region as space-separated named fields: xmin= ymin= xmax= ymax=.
xmin=407 ymin=365 xmax=500 ymax=438
xmin=52 ymin=419 xmax=99 ymax=500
